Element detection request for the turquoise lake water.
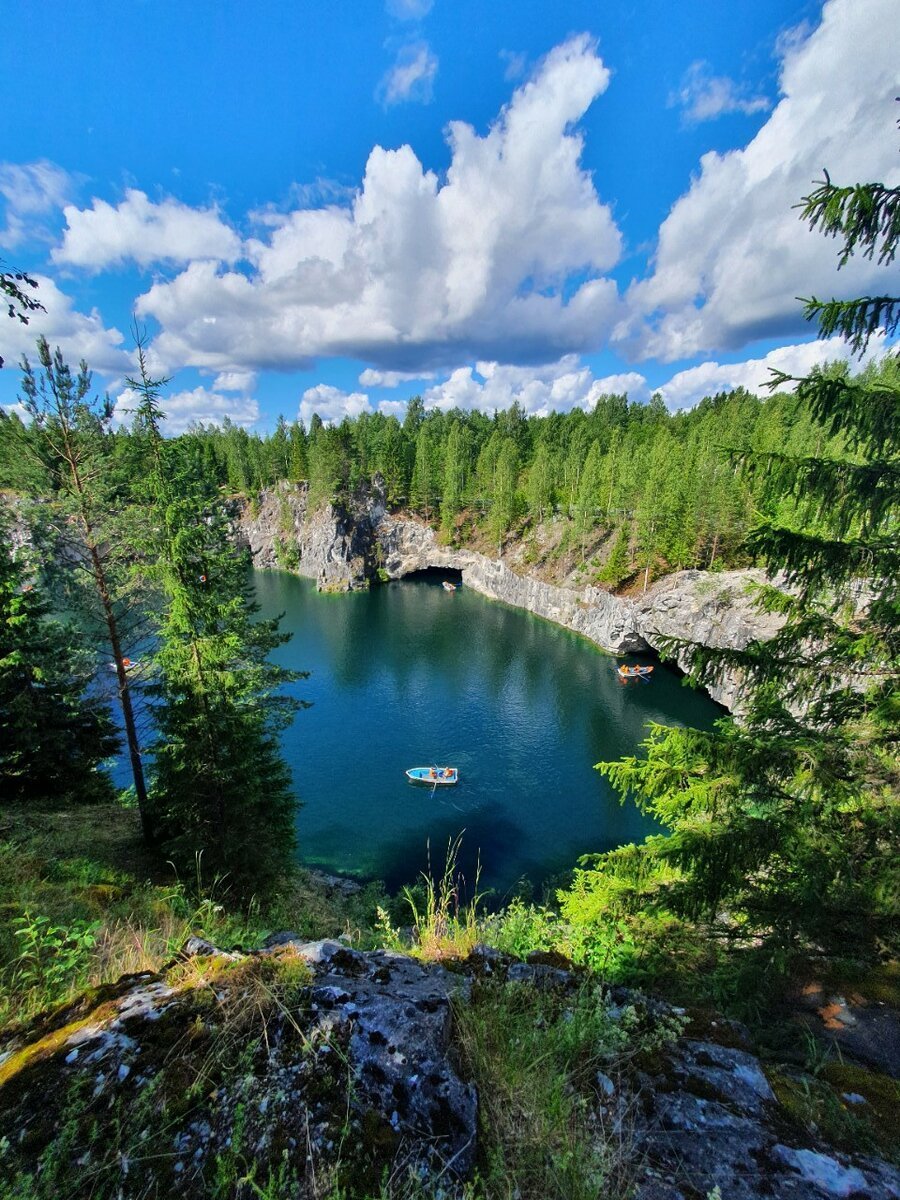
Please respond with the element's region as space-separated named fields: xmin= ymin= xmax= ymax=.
xmin=251 ymin=569 xmax=723 ymax=901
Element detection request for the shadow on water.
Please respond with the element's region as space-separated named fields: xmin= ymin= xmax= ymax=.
xmin=252 ymin=569 xmax=725 ymax=897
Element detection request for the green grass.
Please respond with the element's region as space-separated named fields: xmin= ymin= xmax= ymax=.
xmin=0 ymin=803 xmax=386 ymax=1026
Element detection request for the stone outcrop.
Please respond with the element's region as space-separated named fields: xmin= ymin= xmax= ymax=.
xmin=2 ymin=941 xmax=897 ymax=1199
xmin=239 ymin=485 xmax=785 ymax=711
xmin=234 ymin=482 xmax=385 ymax=592
xmin=0 ymin=939 xmax=476 ymax=1198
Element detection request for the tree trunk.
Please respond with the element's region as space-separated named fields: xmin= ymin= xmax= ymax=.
xmin=87 ymin=542 xmax=153 ymax=843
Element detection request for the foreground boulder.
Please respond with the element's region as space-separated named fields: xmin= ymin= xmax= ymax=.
xmin=0 ymin=941 xmax=897 ymax=1199
xmin=0 ymin=939 xmax=474 ymax=1198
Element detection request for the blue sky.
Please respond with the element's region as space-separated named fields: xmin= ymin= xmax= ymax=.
xmin=1 ymin=0 xmax=897 ymax=432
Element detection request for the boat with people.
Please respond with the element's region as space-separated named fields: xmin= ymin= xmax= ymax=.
xmin=442 ymin=580 xmax=457 ymax=592
xmin=406 ymin=766 xmax=459 ymax=785
xmin=617 ymin=664 xmax=654 ymax=680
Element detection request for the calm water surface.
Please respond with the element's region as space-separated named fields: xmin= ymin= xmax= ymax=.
xmin=253 ymin=569 xmax=723 ymax=899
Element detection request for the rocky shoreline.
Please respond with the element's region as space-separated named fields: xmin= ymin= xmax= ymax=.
xmin=237 ymin=483 xmax=784 ymax=712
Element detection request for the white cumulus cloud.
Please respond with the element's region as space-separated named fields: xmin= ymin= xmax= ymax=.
xmin=54 ymin=188 xmax=242 ymax=270
xmin=0 ymin=274 xmax=130 ymax=376
xmin=138 ymin=35 xmax=621 ymax=378
xmin=211 ymin=370 xmax=257 ymax=393
xmin=657 ymin=335 xmax=889 ymax=411
xmin=422 ymin=357 xmax=648 ymax=416
xmin=114 ymin=384 xmax=259 ymax=434
xmin=358 ymin=367 xmax=436 ymax=388
xmin=299 ymin=383 xmax=372 ymax=427
xmin=626 ymin=0 xmax=900 ymax=362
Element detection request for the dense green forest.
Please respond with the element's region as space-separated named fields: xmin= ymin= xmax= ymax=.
xmin=4 ymin=356 xmax=895 ymax=594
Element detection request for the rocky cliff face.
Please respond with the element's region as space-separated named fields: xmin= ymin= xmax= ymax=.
xmin=1 ymin=938 xmax=897 ymax=1200
xmin=235 ymin=482 xmax=384 ymax=592
xmin=239 ymin=486 xmax=784 ymax=712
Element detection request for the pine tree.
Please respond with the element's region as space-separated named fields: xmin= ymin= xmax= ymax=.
xmin=562 ymin=143 xmax=900 ymax=965
xmin=128 ymin=347 xmax=305 ymax=897
xmin=18 ymin=338 xmax=153 ymax=837
xmin=1 ymin=522 xmax=119 ymax=805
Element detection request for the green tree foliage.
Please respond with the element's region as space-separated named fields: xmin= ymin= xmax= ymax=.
xmin=0 ymin=525 xmax=118 ymax=804
xmin=798 ymin=167 xmax=900 ymax=350
xmin=440 ymin=420 xmax=470 ymax=538
xmin=18 ymin=338 xmax=152 ymax=837
xmin=563 ymin=145 xmax=900 ymax=967
xmin=129 ymin=350 xmax=305 ymax=898
xmin=289 ymin=421 xmax=308 ymax=483
xmin=573 ymin=440 xmax=603 ymax=561
xmin=596 ymin=524 xmax=631 ymax=588
xmin=0 ymin=261 xmax=45 ymax=369
xmin=526 ymin=441 xmax=553 ymax=526
xmin=5 ymin=375 xmax=826 ymax=585
xmin=410 ymin=424 xmax=436 ymax=520
xmin=307 ymin=424 xmax=349 ymax=508
xmin=488 ymin=437 xmax=520 ymax=555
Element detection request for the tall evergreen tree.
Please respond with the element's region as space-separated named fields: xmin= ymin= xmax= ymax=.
xmin=0 ymin=525 xmax=119 ymax=804
xmin=410 ymin=425 xmax=436 ymax=521
xmin=18 ymin=338 xmax=153 ymax=838
xmin=129 ymin=347 xmax=305 ymax=897
xmin=563 ymin=144 xmax=900 ymax=966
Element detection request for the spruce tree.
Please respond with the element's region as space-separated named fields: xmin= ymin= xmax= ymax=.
xmin=0 ymin=524 xmax=119 ymax=805
xmin=410 ymin=425 xmax=436 ymax=521
xmin=128 ymin=346 xmax=305 ymax=897
xmin=563 ymin=143 xmax=900 ymax=965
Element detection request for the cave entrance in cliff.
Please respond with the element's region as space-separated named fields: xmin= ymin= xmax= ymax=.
xmin=401 ymin=566 xmax=463 ymax=587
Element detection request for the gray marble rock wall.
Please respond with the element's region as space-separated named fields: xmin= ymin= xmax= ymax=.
xmin=239 ymin=489 xmax=784 ymax=712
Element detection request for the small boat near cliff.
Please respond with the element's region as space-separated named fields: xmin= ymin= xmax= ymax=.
xmin=442 ymin=580 xmax=457 ymax=592
xmin=617 ymin=664 xmax=654 ymax=680
xmin=406 ymin=766 xmax=459 ymax=785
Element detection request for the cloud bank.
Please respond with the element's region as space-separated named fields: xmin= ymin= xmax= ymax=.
xmin=131 ymin=35 xmax=620 ymax=377
xmin=626 ymin=0 xmax=900 ymax=362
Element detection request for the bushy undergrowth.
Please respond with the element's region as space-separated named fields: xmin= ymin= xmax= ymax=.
xmin=0 ymin=805 xmax=385 ymax=1027
xmin=373 ymin=838 xmax=805 ymax=1023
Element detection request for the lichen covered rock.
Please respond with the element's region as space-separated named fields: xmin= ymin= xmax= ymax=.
xmin=1 ymin=942 xmax=897 ymax=1199
xmin=0 ymin=939 xmax=475 ymax=1199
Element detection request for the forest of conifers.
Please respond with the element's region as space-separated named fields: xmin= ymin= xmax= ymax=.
xmin=4 ymin=355 xmax=895 ymax=589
